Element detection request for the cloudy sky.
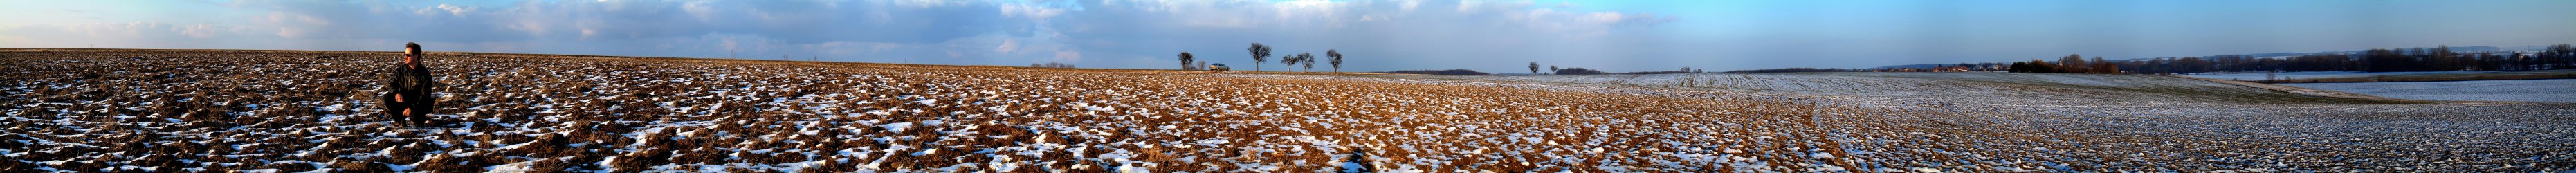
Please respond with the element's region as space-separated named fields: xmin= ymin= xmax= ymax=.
xmin=5 ymin=0 xmax=2573 ymax=72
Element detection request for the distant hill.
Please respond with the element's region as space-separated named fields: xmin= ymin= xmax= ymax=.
xmin=1553 ymin=68 xmax=1609 ymax=75
xmin=1869 ymin=64 xmax=1946 ymax=70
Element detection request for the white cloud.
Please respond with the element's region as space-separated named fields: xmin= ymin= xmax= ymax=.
xmin=0 ymin=35 xmax=24 ymax=44
xmin=1052 ymin=50 xmax=1083 ymax=62
xmin=1052 ymin=0 xmax=1677 ymax=71
xmin=420 ymin=4 xmax=475 ymax=16
xmin=1583 ymin=12 xmax=1623 ymax=24
xmin=255 ymin=12 xmax=330 ymax=38
xmin=51 ymin=22 xmax=244 ymax=39
xmin=999 ymin=3 xmax=1066 ymax=21
xmin=3 ymin=0 xmax=1681 ymax=71
xmin=881 ymin=0 xmax=969 ymax=8
xmin=996 ymin=39 xmax=1020 ymax=53
xmin=176 ymin=24 xmax=230 ymax=38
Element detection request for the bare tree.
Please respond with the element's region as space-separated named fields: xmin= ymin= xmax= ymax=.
xmin=2552 ymin=44 xmax=2574 ymax=69
xmin=1529 ymin=62 xmax=1540 ymax=74
xmin=2090 ymin=57 xmax=2115 ymax=74
xmin=1248 ymin=43 xmax=1271 ymax=72
xmin=1283 ymin=53 xmax=1304 ymax=73
xmin=1549 ymin=66 xmax=1559 ymax=75
xmin=1299 ymin=53 xmax=1317 ymax=72
xmin=1327 ymin=49 xmax=1343 ymax=73
xmin=2058 ymin=54 xmax=2088 ymax=73
xmin=1178 ymin=52 xmax=1195 ymax=70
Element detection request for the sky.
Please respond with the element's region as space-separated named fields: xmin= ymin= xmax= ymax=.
xmin=4 ymin=0 xmax=2573 ymax=73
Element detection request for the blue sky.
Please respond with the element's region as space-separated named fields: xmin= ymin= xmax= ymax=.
xmin=5 ymin=0 xmax=2571 ymax=72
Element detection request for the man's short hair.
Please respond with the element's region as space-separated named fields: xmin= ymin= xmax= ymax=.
xmin=405 ymin=42 xmax=421 ymax=55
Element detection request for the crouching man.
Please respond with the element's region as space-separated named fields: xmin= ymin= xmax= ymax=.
xmin=381 ymin=42 xmax=440 ymax=127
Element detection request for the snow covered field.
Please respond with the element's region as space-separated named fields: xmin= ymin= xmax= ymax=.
xmin=1372 ymin=72 xmax=2413 ymax=106
xmin=1266 ymin=72 xmax=2576 ymax=171
xmin=2279 ymin=79 xmax=2576 ymax=102
xmin=5 ymin=49 xmax=2574 ymax=172
xmin=2183 ymin=71 xmax=2508 ymax=81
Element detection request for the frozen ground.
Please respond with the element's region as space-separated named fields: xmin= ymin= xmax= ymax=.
xmin=6 ymin=49 xmax=2575 ymax=172
xmin=2278 ymin=79 xmax=2576 ymax=102
xmin=1255 ymin=72 xmax=2576 ymax=171
xmin=1368 ymin=72 xmax=2415 ymax=107
xmin=2182 ymin=71 xmax=2520 ymax=81
xmin=1 ymin=50 xmax=1904 ymax=172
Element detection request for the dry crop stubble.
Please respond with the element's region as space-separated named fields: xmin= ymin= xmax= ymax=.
xmin=7 ymin=49 xmax=2573 ymax=172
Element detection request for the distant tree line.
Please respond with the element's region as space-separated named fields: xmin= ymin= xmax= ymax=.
xmin=1725 ymin=68 xmax=1867 ymax=73
xmin=2337 ymin=44 xmax=2575 ymax=72
xmin=1728 ymin=62 xmax=2015 ymax=73
xmin=1377 ymin=69 xmax=1490 ymax=75
xmin=2008 ymin=54 xmax=2123 ymax=74
xmin=2010 ymin=44 xmax=2576 ymax=74
xmin=1030 ymin=62 xmax=1075 ymax=69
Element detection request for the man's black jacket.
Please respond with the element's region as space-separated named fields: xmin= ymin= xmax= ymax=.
xmin=381 ymin=63 xmax=437 ymax=116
